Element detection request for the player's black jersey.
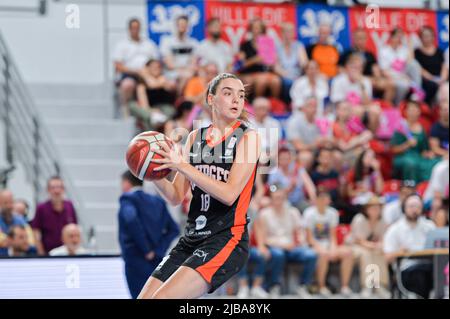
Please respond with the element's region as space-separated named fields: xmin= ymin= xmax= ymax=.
xmin=185 ymin=121 xmax=257 ymax=244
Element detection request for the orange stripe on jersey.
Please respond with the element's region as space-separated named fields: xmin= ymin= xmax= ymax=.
xmin=205 ymin=120 xmax=241 ymax=148
xmin=195 ymin=166 xmax=257 ymax=283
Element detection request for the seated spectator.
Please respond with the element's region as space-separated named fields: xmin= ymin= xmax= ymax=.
xmin=310 ymin=148 xmax=340 ymax=207
xmin=378 ymin=28 xmax=422 ymax=106
xmin=383 ymin=194 xmax=435 ymax=299
xmin=7 ymin=225 xmax=37 ymax=257
xmin=132 ymin=59 xmax=176 ymax=130
xmin=236 ymin=211 xmax=269 ymax=299
xmin=346 ymin=195 xmax=390 ymax=298
xmin=13 ymin=199 xmax=29 ymax=221
xmin=12 ymin=198 xmax=35 ymax=246
xmin=390 ymin=99 xmax=440 ymax=183
xmin=274 ymin=22 xmax=308 ymax=102
xmin=183 ymin=62 xmax=218 ymax=105
xmin=306 ymin=23 xmax=340 ymax=79
xmin=332 ymin=101 xmax=372 ymax=155
xmin=346 ymin=149 xmax=384 ymax=205
xmin=259 ymin=184 xmax=317 ymax=298
xmin=195 ymin=17 xmax=233 ymax=73
xmin=304 ymin=189 xmax=354 ymax=297
xmin=290 ymin=60 xmax=329 ymax=116
xmin=429 ymin=101 xmax=449 ymax=157
xmin=423 ymin=158 xmax=449 ymax=207
xmin=331 ymin=53 xmax=372 ymax=108
xmin=249 ymin=97 xmax=282 ymax=159
xmin=113 ymin=18 xmax=159 ymax=110
xmin=286 ymin=96 xmax=331 ymax=154
xmin=49 ymin=224 xmax=88 ymax=256
xmin=164 ymin=100 xmax=194 ymax=145
xmin=237 ymin=17 xmax=281 ymax=99
xmin=383 ymin=180 xmax=417 ymax=226
xmin=414 ymin=26 xmax=448 ymax=106
xmin=0 ymin=190 xmax=27 ymax=256
xmin=431 ymin=200 xmax=449 ymax=229
xmin=268 ymin=147 xmax=316 ymax=212
xmin=31 ymin=176 xmax=78 ymax=255
xmin=160 ymin=15 xmax=199 ymax=92
xmin=339 ymin=28 xmax=395 ymax=103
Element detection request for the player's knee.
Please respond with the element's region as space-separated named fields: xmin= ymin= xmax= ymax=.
xmin=120 ymin=78 xmax=136 ymax=92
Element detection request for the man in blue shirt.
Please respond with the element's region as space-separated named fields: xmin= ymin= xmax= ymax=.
xmin=0 ymin=190 xmax=27 ymax=256
xmin=118 ymin=171 xmax=179 ymax=299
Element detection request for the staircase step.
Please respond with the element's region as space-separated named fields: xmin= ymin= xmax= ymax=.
xmin=76 ymin=183 xmax=121 ymax=205
xmin=46 ymin=119 xmax=135 ymax=140
xmin=66 ymin=159 xmax=127 ymax=181
xmin=38 ymin=103 xmax=114 ymax=119
xmin=56 ymin=139 xmax=128 ymax=160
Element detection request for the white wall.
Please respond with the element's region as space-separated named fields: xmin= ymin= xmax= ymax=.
xmin=0 ymin=0 xmax=147 ymax=85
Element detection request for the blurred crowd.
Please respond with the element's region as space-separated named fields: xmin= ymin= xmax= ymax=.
xmin=111 ymin=15 xmax=449 ymax=298
xmin=0 ymin=177 xmax=86 ymax=258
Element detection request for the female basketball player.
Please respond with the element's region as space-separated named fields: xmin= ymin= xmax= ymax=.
xmin=137 ymin=73 xmax=261 ymax=299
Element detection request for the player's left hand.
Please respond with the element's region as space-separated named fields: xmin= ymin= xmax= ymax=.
xmin=150 ymin=141 xmax=186 ymax=172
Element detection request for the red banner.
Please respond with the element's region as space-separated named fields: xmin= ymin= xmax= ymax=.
xmin=205 ymin=1 xmax=297 ymax=54
xmin=349 ymin=7 xmax=438 ymax=56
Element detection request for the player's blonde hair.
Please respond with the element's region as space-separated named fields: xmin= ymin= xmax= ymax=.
xmin=206 ymin=73 xmax=249 ymax=122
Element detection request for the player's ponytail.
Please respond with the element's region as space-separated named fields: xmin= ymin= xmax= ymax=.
xmin=206 ymin=73 xmax=249 ymax=123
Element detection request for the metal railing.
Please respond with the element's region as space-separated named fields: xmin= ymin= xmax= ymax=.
xmin=0 ymin=31 xmax=84 ymax=218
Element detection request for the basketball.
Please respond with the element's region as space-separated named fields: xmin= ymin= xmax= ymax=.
xmin=126 ymin=131 xmax=172 ymax=181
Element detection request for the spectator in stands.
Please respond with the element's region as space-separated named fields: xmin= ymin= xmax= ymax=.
xmin=306 ymin=23 xmax=340 ymax=79
xmin=160 ymin=15 xmax=199 ymax=92
xmin=346 ymin=148 xmax=384 ymax=206
xmin=274 ymin=22 xmax=308 ymax=102
xmin=339 ymin=28 xmax=395 ymax=103
xmin=259 ymin=183 xmax=317 ymax=298
xmin=195 ymin=18 xmax=233 ymax=73
xmin=13 ymin=199 xmax=29 ymax=221
xmin=119 ymin=171 xmax=179 ymax=299
xmin=415 ymin=26 xmax=449 ymax=106
xmin=390 ymin=98 xmax=439 ymax=183
xmin=331 ymin=53 xmax=372 ymax=108
xmin=183 ymin=62 xmax=219 ymax=105
xmin=431 ymin=200 xmax=449 ymax=229
xmin=287 ymin=96 xmax=330 ymax=154
xmin=383 ymin=194 xmax=435 ymax=299
xmin=31 ymin=176 xmax=78 ymax=255
xmin=310 ymin=147 xmax=341 ymax=207
xmin=132 ymin=59 xmax=177 ymax=130
xmin=429 ymin=100 xmax=449 ymax=157
xmin=311 ymin=147 xmax=359 ymax=223
xmin=378 ymin=28 xmax=422 ymax=106
xmin=250 ymin=97 xmax=282 ymax=159
xmin=0 ymin=190 xmax=26 ymax=234
xmin=346 ymin=195 xmax=390 ymax=298
xmin=7 ymin=225 xmax=37 ymax=257
xmin=332 ymin=101 xmax=373 ymax=155
xmin=383 ymin=180 xmax=417 ymax=226
xmin=164 ymin=100 xmax=194 ymax=144
xmin=236 ymin=210 xmax=269 ymax=299
xmin=12 ymin=199 xmax=35 ymax=246
xmin=0 ymin=190 xmax=27 ymax=256
xmin=423 ymin=158 xmax=449 ymax=208
xmin=268 ymin=147 xmax=316 ymax=212
xmin=290 ymin=60 xmax=329 ymax=116
xmin=304 ymin=189 xmax=354 ymax=297
xmin=49 ymin=224 xmax=88 ymax=256
xmin=113 ymin=18 xmax=159 ymax=110
xmin=237 ymin=17 xmax=282 ymax=99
